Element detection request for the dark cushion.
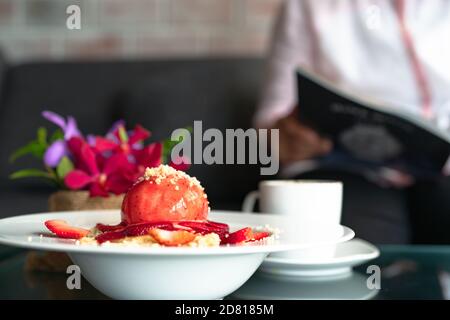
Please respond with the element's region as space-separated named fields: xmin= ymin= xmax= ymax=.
xmin=114 ymin=59 xmax=264 ymax=208
xmin=0 ymin=51 xmax=5 ymax=104
xmin=0 ymin=58 xmax=264 ymax=216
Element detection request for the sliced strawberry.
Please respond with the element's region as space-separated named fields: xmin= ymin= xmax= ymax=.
xmin=177 ymin=220 xmax=229 ymax=236
xmin=149 ymin=228 xmax=196 ymax=246
xmin=95 ymin=229 xmax=127 ymax=243
xmin=205 ymin=220 xmax=229 ymax=232
xmin=221 ymin=227 xmax=254 ymax=245
xmin=251 ymin=231 xmax=271 ymax=241
xmin=96 ymin=222 xmax=127 ymax=232
xmin=126 ymin=221 xmax=175 ymax=236
xmin=95 ymin=221 xmax=175 ymax=244
xmin=45 ymin=220 xmax=90 ymax=239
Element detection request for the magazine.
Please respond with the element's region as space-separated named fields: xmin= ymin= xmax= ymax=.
xmin=296 ymin=69 xmax=450 ymax=178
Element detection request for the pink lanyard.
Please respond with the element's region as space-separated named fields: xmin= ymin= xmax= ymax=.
xmin=394 ymin=0 xmax=432 ymax=118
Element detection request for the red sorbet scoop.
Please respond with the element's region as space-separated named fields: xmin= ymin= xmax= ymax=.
xmin=121 ymin=165 xmax=209 ymax=224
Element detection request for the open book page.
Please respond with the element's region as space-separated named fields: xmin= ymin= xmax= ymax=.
xmin=296 ymin=69 xmax=450 ymax=179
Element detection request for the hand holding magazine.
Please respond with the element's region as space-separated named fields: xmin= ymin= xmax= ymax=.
xmin=296 ymin=69 xmax=450 ymax=179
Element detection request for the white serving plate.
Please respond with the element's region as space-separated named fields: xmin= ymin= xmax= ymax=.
xmin=0 ymin=210 xmax=354 ymax=299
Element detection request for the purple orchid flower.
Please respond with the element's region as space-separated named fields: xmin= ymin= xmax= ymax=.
xmin=103 ymin=119 xmax=141 ymax=150
xmin=42 ymin=111 xmax=81 ymax=167
xmin=105 ymin=119 xmax=126 ymax=142
xmin=86 ymin=134 xmax=97 ymax=146
xmin=107 ymin=120 xmax=145 ymax=150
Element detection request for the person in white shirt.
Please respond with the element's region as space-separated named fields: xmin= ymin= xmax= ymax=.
xmin=255 ymin=0 xmax=450 ymax=244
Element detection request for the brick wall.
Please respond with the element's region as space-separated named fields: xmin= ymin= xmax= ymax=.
xmin=0 ymin=0 xmax=282 ymax=62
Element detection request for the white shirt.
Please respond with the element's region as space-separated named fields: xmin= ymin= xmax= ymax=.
xmin=255 ymin=0 xmax=450 ymax=130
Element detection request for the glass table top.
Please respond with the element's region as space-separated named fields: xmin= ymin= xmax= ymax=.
xmin=0 ymin=244 xmax=449 ymax=300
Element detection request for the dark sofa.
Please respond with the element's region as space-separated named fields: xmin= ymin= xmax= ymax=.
xmin=0 ymin=58 xmax=265 ymax=217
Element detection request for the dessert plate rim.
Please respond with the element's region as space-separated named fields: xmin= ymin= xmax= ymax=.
xmin=0 ymin=210 xmax=355 ymax=256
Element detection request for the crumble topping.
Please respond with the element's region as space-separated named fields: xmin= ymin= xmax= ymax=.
xmin=138 ymin=165 xmax=204 ymax=191
xmin=79 ymin=230 xmax=221 ymax=248
xmin=188 ymin=233 xmax=221 ymax=247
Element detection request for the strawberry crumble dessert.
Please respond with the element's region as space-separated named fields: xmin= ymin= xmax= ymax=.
xmin=45 ymin=165 xmax=271 ymax=247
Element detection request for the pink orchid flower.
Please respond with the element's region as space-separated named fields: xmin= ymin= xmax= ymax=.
xmin=64 ymin=137 xmax=135 ymax=197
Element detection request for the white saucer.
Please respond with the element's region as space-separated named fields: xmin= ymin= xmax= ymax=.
xmin=259 ymin=238 xmax=379 ymax=278
xmin=231 ymin=270 xmax=379 ymax=300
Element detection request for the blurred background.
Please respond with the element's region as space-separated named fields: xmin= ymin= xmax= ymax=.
xmin=0 ymin=0 xmax=281 ymax=216
xmin=0 ymin=0 xmax=280 ymax=61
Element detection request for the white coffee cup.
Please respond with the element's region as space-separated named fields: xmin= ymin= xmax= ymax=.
xmin=242 ymin=180 xmax=343 ymax=260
